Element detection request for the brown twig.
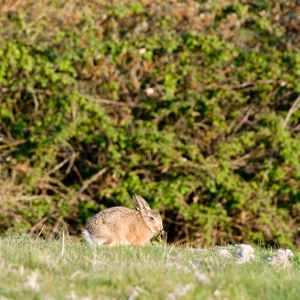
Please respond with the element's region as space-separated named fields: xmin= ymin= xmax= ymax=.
xmin=70 ymin=168 xmax=107 ymax=203
xmin=0 ymin=139 xmax=26 ymax=150
xmin=10 ymin=195 xmax=52 ymax=202
xmin=231 ymin=79 xmax=287 ymax=89
xmin=282 ymin=95 xmax=300 ymax=129
xmin=232 ymin=108 xmax=253 ymax=134
xmin=230 ymin=154 xmax=251 ymax=169
xmin=44 ymin=152 xmax=77 ymax=176
xmin=0 ymin=88 xmax=10 ymax=94
xmin=36 ymin=224 xmax=45 ymax=240
xmin=95 ymin=98 xmax=143 ymax=108
xmin=78 ymin=168 xmax=107 ymax=194
xmin=66 ymin=152 xmax=77 ymax=174
xmin=72 ymin=163 xmax=83 ymax=184
xmin=45 ymin=157 xmax=71 ymax=176
xmin=30 ymin=217 xmax=48 ymax=234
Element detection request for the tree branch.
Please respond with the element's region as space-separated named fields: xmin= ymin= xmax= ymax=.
xmin=282 ymin=95 xmax=300 ymax=128
xmin=231 ymin=79 xmax=287 ymax=89
xmin=95 ymin=98 xmax=143 ymax=108
xmin=70 ymin=168 xmax=107 ymax=203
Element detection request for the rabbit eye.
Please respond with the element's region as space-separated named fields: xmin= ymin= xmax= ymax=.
xmin=150 ymin=216 xmax=155 ymax=221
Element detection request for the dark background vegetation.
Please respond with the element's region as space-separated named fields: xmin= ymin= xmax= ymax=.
xmin=0 ymin=0 xmax=299 ymax=247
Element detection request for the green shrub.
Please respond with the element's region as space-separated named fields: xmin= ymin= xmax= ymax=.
xmin=0 ymin=0 xmax=299 ymax=247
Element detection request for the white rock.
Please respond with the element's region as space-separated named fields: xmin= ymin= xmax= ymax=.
xmin=25 ymin=270 xmax=39 ymax=291
xmin=218 ymin=249 xmax=232 ymax=259
xmin=128 ymin=291 xmax=138 ymax=300
xmin=196 ymin=248 xmax=207 ymax=253
xmin=139 ymin=48 xmax=146 ymax=55
xmin=284 ymin=249 xmax=294 ymax=259
xmin=265 ymin=249 xmax=294 ymax=268
xmin=169 ymin=284 xmax=191 ymax=299
xmin=214 ymin=289 xmax=221 ymax=297
xmin=236 ymin=244 xmax=255 ymax=264
xmin=145 ymin=87 xmax=155 ymax=96
xmin=194 ymin=272 xmax=211 ymax=285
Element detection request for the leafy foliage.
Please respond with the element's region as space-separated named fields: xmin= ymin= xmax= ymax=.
xmin=0 ymin=0 xmax=299 ymax=247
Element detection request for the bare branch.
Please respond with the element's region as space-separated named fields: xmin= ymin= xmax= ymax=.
xmin=282 ymin=95 xmax=300 ymax=129
xmin=36 ymin=224 xmax=45 ymax=239
xmin=231 ymin=79 xmax=287 ymax=89
xmin=70 ymin=168 xmax=107 ymax=203
xmin=78 ymin=168 xmax=107 ymax=195
xmin=45 ymin=157 xmax=71 ymax=176
xmin=95 ymin=98 xmax=143 ymax=108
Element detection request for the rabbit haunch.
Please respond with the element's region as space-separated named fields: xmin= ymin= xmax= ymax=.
xmin=83 ymin=194 xmax=163 ymax=246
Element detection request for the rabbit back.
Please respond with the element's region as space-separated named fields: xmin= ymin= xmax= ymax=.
xmin=84 ymin=207 xmax=153 ymax=246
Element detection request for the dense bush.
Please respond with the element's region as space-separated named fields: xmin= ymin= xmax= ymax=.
xmin=0 ymin=0 xmax=299 ymax=247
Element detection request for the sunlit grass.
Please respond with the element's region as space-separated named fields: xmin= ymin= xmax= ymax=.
xmin=0 ymin=235 xmax=299 ymax=299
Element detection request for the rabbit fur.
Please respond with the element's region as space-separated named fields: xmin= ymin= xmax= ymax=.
xmin=83 ymin=194 xmax=163 ymax=246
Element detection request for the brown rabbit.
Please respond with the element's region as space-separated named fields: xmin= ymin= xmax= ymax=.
xmin=83 ymin=194 xmax=163 ymax=246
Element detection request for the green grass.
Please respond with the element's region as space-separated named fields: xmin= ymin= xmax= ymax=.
xmin=0 ymin=235 xmax=299 ymax=300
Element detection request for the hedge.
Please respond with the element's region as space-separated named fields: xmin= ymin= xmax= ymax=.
xmin=0 ymin=0 xmax=299 ymax=247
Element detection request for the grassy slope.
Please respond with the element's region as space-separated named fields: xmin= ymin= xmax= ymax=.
xmin=0 ymin=236 xmax=299 ymax=300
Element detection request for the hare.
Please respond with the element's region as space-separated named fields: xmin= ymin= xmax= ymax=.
xmin=83 ymin=194 xmax=164 ymax=246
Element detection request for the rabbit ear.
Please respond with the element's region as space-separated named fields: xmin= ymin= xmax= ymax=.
xmin=133 ymin=194 xmax=151 ymax=212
